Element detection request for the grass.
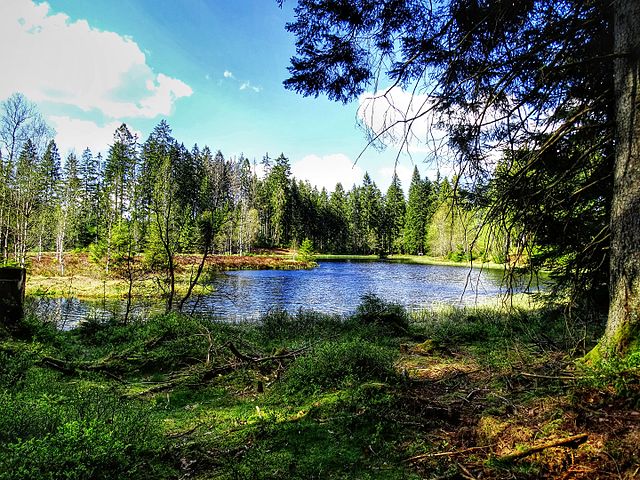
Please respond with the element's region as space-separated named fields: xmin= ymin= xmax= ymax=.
xmin=387 ymin=253 xmax=508 ymax=270
xmin=314 ymin=254 xmax=380 ymax=261
xmin=24 ymin=251 xmax=314 ymax=299
xmin=1 ymin=296 xmax=638 ymax=479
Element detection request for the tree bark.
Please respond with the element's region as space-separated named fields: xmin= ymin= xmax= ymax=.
xmin=0 ymin=267 xmax=26 ymax=330
xmin=601 ymin=0 xmax=640 ymax=356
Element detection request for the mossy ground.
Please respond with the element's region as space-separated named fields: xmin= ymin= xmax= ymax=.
xmin=1 ymin=298 xmax=638 ymax=479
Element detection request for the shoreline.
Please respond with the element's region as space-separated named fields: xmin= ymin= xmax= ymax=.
xmin=23 ymin=251 xmax=314 ymax=299
xmin=316 ymin=253 xmax=509 ymax=271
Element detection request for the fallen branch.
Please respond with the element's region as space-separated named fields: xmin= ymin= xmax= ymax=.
xmin=519 ymin=372 xmax=578 ymax=381
xmin=457 ymin=462 xmax=478 ymax=480
xmin=497 ymin=433 xmax=588 ymax=462
xmin=405 ymin=444 xmax=494 ymax=462
xmin=40 ymin=356 xmax=127 ymax=383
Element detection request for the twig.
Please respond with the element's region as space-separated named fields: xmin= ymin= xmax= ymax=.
xmin=497 ymin=433 xmax=588 ymax=462
xmin=457 ymin=462 xmax=478 ymax=480
xmin=405 ymin=444 xmax=494 ymax=462
xmin=519 ymin=372 xmax=578 ymax=381
xmin=167 ymin=423 xmax=201 ymax=439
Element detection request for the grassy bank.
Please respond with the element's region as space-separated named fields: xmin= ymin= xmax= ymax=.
xmin=315 ymin=253 xmax=508 ymax=271
xmin=1 ymin=298 xmax=638 ymax=479
xmin=387 ymin=254 xmax=507 ymax=270
xmin=25 ymin=251 xmax=314 ymax=299
xmin=314 ymin=254 xmax=380 ymax=261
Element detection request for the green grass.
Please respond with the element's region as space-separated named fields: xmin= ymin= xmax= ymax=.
xmin=314 ymin=254 xmax=380 ymax=261
xmin=387 ymin=254 xmax=507 ymax=270
xmin=2 ymin=295 xmax=638 ymax=479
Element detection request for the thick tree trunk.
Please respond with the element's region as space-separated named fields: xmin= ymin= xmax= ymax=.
xmin=600 ymin=0 xmax=640 ymax=356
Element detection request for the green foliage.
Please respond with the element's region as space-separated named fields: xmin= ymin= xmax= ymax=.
xmin=297 ymin=237 xmax=315 ymax=261
xmin=411 ymin=303 xmax=596 ymax=355
xmin=579 ymin=348 xmax=640 ymax=397
xmin=0 ymin=370 xmax=173 ymax=480
xmin=352 ymin=293 xmax=409 ymax=333
xmin=259 ymin=309 xmax=343 ymax=345
xmin=77 ymin=313 xmax=224 ymax=371
xmin=279 ymin=338 xmax=397 ymax=396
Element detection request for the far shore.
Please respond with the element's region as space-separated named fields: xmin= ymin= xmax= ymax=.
xmin=23 ymin=250 xmax=314 ymax=299
xmin=316 ymin=253 xmax=508 ymax=271
xmin=21 ymin=251 xmax=527 ymax=299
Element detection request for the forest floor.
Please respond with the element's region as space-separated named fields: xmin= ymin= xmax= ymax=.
xmin=24 ymin=250 xmax=313 ymax=298
xmin=1 ymin=299 xmax=638 ymax=479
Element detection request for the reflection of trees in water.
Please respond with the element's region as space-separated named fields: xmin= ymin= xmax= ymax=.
xmin=25 ymin=296 xmax=160 ymax=330
xmin=27 ymin=263 xmax=547 ymax=327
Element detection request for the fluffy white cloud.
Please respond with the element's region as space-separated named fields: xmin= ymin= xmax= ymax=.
xmin=49 ymin=115 xmax=141 ymax=157
xmin=223 ymin=70 xmax=235 ymax=79
xmin=291 ymin=154 xmax=365 ymax=192
xmin=0 ymin=0 xmax=192 ymax=119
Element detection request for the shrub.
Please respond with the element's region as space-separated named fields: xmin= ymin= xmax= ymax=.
xmin=578 ymin=348 xmax=640 ymax=397
xmin=351 ymin=293 xmax=409 ymax=334
xmin=259 ymin=308 xmax=343 ymax=344
xmin=0 ymin=376 xmax=173 ymax=480
xmin=279 ymin=338 xmax=397 ymax=395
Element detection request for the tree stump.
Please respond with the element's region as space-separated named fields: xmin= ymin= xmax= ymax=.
xmin=0 ymin=267 xmax=26 ymax=330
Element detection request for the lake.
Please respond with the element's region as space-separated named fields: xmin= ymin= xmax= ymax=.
xmin=29 ymin=260 xmax=540 ymax=327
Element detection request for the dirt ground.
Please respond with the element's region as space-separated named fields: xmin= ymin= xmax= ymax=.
xmin=398 ymin=343 xmax=640 ymax=479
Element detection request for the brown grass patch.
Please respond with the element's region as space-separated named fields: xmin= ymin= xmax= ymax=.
xmin=25 ymin=251 xmax=313 ymax=299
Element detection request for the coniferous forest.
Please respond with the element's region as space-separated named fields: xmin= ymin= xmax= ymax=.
xmin=0 ymin=100 xmax=509 ymax=269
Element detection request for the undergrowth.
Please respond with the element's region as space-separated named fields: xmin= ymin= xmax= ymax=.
xmin=1 ymin=294 xmax=637 ymax=479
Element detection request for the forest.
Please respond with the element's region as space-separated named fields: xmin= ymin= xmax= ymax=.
xmin=0 ymin=97 xmax=508 ymax=270
xmin=1 ymin=0 xmax=639 ymax=478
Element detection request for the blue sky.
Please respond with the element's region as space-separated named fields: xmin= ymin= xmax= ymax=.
xmin=0 ymin=0 xmax=444 ymax=191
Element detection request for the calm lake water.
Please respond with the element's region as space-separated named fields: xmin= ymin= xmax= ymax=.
xmin=29 ymin=260 xmax=540 ymax=328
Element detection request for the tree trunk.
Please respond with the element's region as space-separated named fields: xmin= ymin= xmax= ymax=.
xmin=600 ymin=0 xmax=640 ymax=356
xmin=0 ymin=267 xmax=26 ymax=330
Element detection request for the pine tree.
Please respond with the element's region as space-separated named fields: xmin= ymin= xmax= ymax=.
xmin=403 ymin=166 xmax=429 ymax=255
xmin=360 ymin=172 xmax=383 ymax=254
xmin=328 ymin=183 xmax=349 ymax=253
xmin=36 ymin=140 xmax=62 ymax=257
xmin=382 ymin=172 xmax=406 ymax=255
xmin=78 ymin=148 xmax=102 ymax=245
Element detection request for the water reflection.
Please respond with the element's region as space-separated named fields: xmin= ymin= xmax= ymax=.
xmin=27 ymin=261 xmax=540 ymax=327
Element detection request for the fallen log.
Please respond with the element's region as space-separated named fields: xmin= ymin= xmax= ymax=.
xmin=497 ymin=433 xmax=588 ymax=462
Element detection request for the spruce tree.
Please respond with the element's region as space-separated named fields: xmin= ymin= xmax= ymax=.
xmin=383 ymin=172 xmax=406 ymax=255
xmin=403 ymin=166 xmax=429 ymax=255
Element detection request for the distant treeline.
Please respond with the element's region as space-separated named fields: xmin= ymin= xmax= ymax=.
xmin=0 ymin=95 xmax=511 ymax=271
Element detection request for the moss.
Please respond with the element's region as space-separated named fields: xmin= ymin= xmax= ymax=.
xmin=477 ymin=416 xmax=509 ymax=445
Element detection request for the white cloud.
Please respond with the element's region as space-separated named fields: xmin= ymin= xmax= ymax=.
xmin=291 ymin=154 xmax=364 ymax=191
xmin=49 ymin=115 xmax=141 ymax=157
xmin=239 ymin=81 xmax=262 ymax=93
xmin=0 ymin=0 xmax=192 ymax=119
xmin=358 ymin=87 xmax=448 ymax=156
xmin=376 ymin=165 xmax=413 ymax=193
xmin=223 ymin=69 xmax=261 ymax=93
